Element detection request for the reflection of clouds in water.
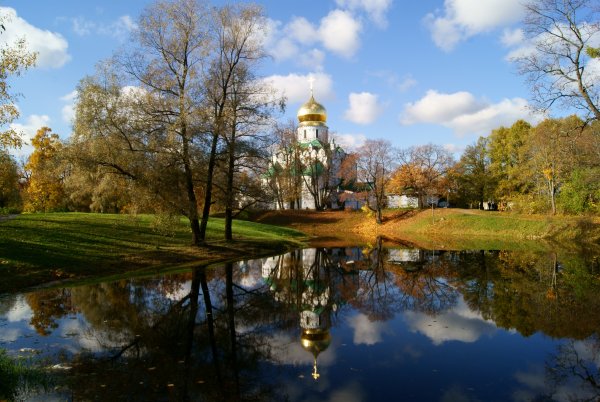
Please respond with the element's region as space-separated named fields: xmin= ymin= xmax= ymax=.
xmin=239 ymin=272 xmax=262 ymax=289
xmin=283 ymin=378 xmax=365 ymax=402
xmin=268 ymin=331 xmax=336 ymax=367
xmin=513 ymin=365 xmax=551 ymax=402
xmin=404 ymin=300 xmax=496 ymax=345
xmin=236 ymin=259 xmax=265 ymax=289
xmin=163 ymin=281 xmax=191 ymax=301
xmin=60 ymin=319 xmax=105 ymax=353
xmin=513 ymin=339 xmax=600 ymax=402
xmin=347 ymin=313 xmax=388 ymax=346
xmin=7 ymin=296 xmax=33 ymax=322
xmin=573 ymin=339 xmax=600 ymax=367
xmin=325 ymin=382 xmax=365 ymax=402
xmin=0 ymin=327 xmax=22 ymax=342
xmin=440 ymin=385 xmax=478 ymax=402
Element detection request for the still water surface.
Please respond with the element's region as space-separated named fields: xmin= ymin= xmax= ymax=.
xmin=1 ymin=244 xmax=599 ymax=401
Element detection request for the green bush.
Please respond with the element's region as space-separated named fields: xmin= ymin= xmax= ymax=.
xmin=558 ymin=169 xmax=600 ymax=215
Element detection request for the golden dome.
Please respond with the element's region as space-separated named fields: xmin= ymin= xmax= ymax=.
xmin=297 ymin=95 xmax=327 ymax=126
xmin=300 ymin=328 xmax=331 ymax=357
xmin=301 ymin=328 xmax=331 ymax=380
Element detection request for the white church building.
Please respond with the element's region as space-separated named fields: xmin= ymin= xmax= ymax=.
xmin=266 ymin=86 xmax=349 ymax=210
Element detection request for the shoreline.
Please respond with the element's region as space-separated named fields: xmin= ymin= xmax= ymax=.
xmin=1 ymin=209 xmax=599 ymax=294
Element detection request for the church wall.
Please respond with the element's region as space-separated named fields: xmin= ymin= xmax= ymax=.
xmin=298 ymin=125 xmax=328 ymax=143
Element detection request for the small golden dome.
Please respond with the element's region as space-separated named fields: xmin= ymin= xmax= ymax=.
xmin=300 ymin=328 xmax=331 ymax=357
xmin=297 ymin=95 xmax=327 ymax=126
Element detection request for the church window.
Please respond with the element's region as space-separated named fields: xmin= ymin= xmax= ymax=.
xmin=316 ymin=129 xmax=319 ymax=138
xmin=304 ymin=130 xmax=306 ymax=139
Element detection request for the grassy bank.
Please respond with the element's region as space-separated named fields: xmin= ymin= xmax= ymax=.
xmin=0 ymin=213 xmax=306 ymax=293
xmin=252 ymin=209 xmax=600 ymax=251
xmin=392 ymin=208 xmax=600 ymax=246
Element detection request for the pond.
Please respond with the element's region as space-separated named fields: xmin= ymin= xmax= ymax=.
xmin=1 ymin=242 xmax=600 ymax=401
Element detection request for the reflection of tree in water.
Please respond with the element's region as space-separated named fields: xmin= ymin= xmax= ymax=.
xmin=26 ymin=289 xmax=75 ymax=336
xmin=524 ymin=336 xmax=600 ymax=401
xmin=13 ymin=245 xmax=600 ymax=399
xmin=456 ymin=250 xmax=600 ymax=339
xmin=386 ymin=247 xmax=459 ymax=315
xmin=50 ymin=267 xmax=287 ymax=401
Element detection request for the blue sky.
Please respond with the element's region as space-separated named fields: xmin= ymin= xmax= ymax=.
xmin=2 ymin=0 xmax=547 ymax=157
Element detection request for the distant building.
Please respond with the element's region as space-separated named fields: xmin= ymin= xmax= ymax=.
xmin=387 ymin=194 xmax=419 ymax=209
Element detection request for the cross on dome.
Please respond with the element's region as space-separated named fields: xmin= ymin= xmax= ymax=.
xmin=308 ymin=75 xmax=315 ymax=97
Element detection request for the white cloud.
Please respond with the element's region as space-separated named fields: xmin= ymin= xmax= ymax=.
xmin=285 ymin=17 xmax=319 ymax=45
xmin=262 ymin=72 xmax=334 ymax=105
xmin=370 ymin=71 xmax=417 ymax=92
xmin=319 ymin=10 xmax=362 ymax=58
xmin=404 ymin=299 xmax=497 ymax=345
xmin=298 ymin=48 xmax=326 ymax=71
xmin=60 ymin=90 xmax=77 ymax=124
xmin=271 ymin=37 xmax=299 ymax=62
xmin=501 ymin=28 xmax=524 ymax=47
xmin=98 ymin=15 xmax=137 ymax=39
xmin=335 ymin=0 xmax=393 ymax=28
xmin=332 ymin=133 xmax=366 ymax=150
xmin=443 ymin=143 xmax=465 ymax=154
xmin=344 ymin=92 xmax=384 ymax=124
xmin=347 ymin=313 xmax=388 ymax=345
xmin=402 ymin=90 xmax=484 ymax=125
xmin=424 ymin=0 xmax=524 ymax=51
xmin=0 ymin=7 xmax=70 ymax=68
xmin=72 ymin=17 xmax=95 ymax=36
xmin=398 ymin=76 xmax=418 ymax=92
xmin=401 ymin=90 xmax=541 ymax=137
xmin=71 ymin=15 xmax=137 ymax=40
xmin=265 ymin=9 xmax=362 ymax=64
xmin=10 ymin=114 xmax=51 ymax=156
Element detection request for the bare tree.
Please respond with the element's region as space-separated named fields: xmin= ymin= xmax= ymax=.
xmin=200 ymin=4 xmax=276 ymax=241
xmin=300 ymin=143 xmax=334 ymax=210
xmin=121 ymin=0 xmax=210 ymax=245
xmin=212 ymin=4 xmax=281 ymax=240
xmin=516 ymin=0 xmax=600 ymax=121
xmin=356 ymin=139 xmax=396 ymax=224
xmin=394 ymin=144 xmax=454 ymax=209
xmin=266 ymin=121 xmax=302 ymax=209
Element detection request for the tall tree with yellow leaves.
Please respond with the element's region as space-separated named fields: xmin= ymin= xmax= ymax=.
xmin=24 ymin=127 xmax=65 ymax=212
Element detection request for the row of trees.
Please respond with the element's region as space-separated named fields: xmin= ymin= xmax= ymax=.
xmin=348 ymin=115 xmax=599 ymax=219
xmin=456 ymin=117 xmax=599 ymax=214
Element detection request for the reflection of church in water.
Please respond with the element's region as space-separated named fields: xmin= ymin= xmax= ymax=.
xmin=261 ymin=248 xmax=361 ymax=380
xmin=259 ymin=246 xmax=441 ymax=379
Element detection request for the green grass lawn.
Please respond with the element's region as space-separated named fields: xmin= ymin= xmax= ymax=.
xmin=0 ymin=213 xmax=306 ymax=293
xmin=396 ymin=209 xmax=600 ymax=247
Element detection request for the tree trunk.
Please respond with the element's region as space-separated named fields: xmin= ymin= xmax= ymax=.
xmin=225 ymin=263 xmax=241 ymax=400
xmin=549 ymin=179 xmax=556 ymax=215
xmin=182 ymin=124 xmax=202 ymax=246
xmin=199 ymin=132 xmax=219 ymax=241
xmin=225 ymin=135 xmax=235 ymax=241
xmin=199 ymin=267 xmax=222 ymax=384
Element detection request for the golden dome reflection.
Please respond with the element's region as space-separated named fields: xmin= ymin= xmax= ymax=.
xmin=300 ymin=328 xmax=331 ymax=380
xmin=297 ymin=95 xmax=327 ymax=126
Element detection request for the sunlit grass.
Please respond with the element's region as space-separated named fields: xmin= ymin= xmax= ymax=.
xmin=0 ymin=213 xmax=306 ymax=292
